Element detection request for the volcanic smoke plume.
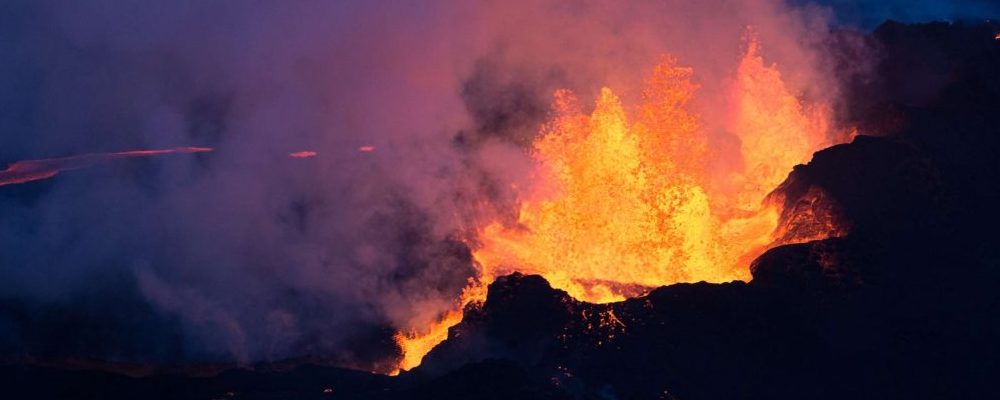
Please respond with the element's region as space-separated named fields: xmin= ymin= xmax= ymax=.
xmin=5 ymin=0 xmax=977 ymax=379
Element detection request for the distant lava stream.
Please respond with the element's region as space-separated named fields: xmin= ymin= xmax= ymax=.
xmin=289 ymin=150 xmax=318 ymax=158
xmin=0 ymin=147 xmax=213 ymax=187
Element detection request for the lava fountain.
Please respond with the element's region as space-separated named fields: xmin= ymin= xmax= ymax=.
xmin=393 ymin=34 xmax=848 ymax=373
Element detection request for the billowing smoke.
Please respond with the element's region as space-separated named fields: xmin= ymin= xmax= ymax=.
xmin=0 ymin=0 xmax=926 ymax=370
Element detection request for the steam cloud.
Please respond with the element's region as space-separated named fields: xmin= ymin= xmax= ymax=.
xmin=1 ymin=0 xmax=985 ymax=369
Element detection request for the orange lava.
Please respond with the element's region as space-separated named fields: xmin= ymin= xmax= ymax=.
xmin=392 ymin=35 xmax=846 ymax=373
xmin=289 ymin=151 xmax=318 ymax=158
xmin=392 ymin=283 xmax=487 ymax=375
xmin=0 ymin=147 xmax=213 ymax=187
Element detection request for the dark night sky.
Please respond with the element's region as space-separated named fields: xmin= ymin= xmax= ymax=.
xmin=806 ymin=0 xmax=1000 ymax=27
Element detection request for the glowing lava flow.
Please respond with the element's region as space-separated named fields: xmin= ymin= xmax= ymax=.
xmin=0 ymin=147 xmax=213 ymax=187
xmin=393 ymin=283 xmax=488 ymax=374
xmin=289 ymin=151 xmax=318 ymax=158
xmin=392 ymin=36 xmax=846 ymax=373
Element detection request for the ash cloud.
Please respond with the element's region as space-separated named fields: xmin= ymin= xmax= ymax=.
xmin=0 ymin=0 xmax=919 ymax=369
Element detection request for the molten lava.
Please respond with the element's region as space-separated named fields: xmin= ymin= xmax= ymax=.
xmin=393 ymin=35 xmax=846 ymax=373
xmin=0 ymin=147 xmax=213 ymax=187
xmin=289 ymin=151 xmax=318 ymax=158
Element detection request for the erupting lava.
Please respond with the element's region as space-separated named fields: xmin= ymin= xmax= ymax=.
xmin=392 ymin=35 xmax=846 ymax=373
xmin=0 ymin=147 xmax=213 ymax=187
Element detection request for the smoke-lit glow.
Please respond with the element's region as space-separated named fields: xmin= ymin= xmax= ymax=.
xmin=0 ymin=147 xmax=213 ymax=187
xmin=392 ymin=35 xmax=848 ymax=373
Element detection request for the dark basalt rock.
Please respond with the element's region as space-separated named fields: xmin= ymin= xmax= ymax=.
xmin=1 ymin=363 xmax=392 ymax=400
xmin=750 ymin=238 xmax=862 ymax=291
xmin=414 ymin=273 xmax=576 ymax=376
xmin=403 ymin=359 xmax=573 ymax=400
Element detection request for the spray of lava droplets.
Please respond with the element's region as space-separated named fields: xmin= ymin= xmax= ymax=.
xmin=392 ymin=34 xmax=850 ymax=373
xmin=0 ymin=147 xmax=213 ymax=187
